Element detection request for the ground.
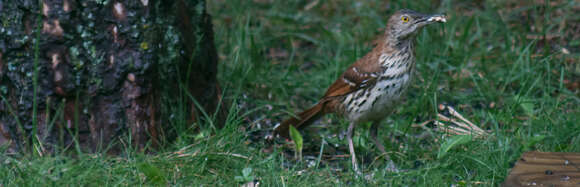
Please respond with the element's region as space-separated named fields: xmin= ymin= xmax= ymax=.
xmin=1 ymin=0 xmax=580 ymax=185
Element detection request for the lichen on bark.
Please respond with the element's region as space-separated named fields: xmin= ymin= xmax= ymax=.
xmin=0 ymin=0 xmax=225 ymax=154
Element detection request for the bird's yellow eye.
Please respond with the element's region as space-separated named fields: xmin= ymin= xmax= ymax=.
xmin=401 ymin=16 xmax=409 ymax=23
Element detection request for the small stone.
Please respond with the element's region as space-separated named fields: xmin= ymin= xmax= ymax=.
xmin=561 ymin=47 xmax=570 ymax=55
xmin=561 ymin=175 xmax=570 ymax=181
xmin=113 ymin=2 xmax=126 ymax=20
xmin=127 ymin=73 xmax=135 ymax=82
xmin=109 ymin=55 xmax=115 ymax=66
xmin=43 ymin=1 xmax=50 ymax=16
xmin=54 ymin=71 xmax=63 ymax=82
xmin=63 ymin=0 xmax=71 ymax=12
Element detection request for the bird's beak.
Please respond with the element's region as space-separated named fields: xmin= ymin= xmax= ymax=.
xmin=415 ymin=14 xmax=446 ymax=27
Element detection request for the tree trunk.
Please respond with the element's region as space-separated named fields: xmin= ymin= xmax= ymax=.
xmin=0 ymin=0 xmax=225 ymax=153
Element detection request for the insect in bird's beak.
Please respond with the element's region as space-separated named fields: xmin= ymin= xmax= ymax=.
xmin=427 ymin=15 xmax=446 ymax=23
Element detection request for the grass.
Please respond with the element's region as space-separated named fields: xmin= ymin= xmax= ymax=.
xmin=2 ymin=0 xmax=580 ymax=186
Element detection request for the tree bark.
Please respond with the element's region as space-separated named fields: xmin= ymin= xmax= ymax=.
xmin=0 ymin=0 xmax=225 ymax=153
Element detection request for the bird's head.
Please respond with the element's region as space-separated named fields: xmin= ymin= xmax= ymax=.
xmin=386 ymin=9 xmax=446 ymax=41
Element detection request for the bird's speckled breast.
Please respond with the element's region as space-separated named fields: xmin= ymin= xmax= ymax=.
xmin=341 ymin=44 xmax=415 ymax=123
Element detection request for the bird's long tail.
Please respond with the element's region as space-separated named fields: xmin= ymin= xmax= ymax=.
xmin=274 ymin=103 xmax=325 ymax=139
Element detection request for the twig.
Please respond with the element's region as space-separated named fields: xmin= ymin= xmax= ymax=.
xmin=444 ymin=105 xmax=486 ymax=134
xmin=214 ymin=152 xmax=251 ymax=160
xmin=414 ymin=104 xmax=489 ymax=138
xmin=304 ymin=0 xmax=320 ymax=11
xmin=411 ymin=119 xmax=434 ymax=128
xmin=437 ymin=114 xmax=485 ymax=135
xmin=435 ymin=121 xmax=471 ymax=135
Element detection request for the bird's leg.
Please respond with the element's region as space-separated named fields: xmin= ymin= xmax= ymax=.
xmin=370 ymin=122 xmax=386 ymax=154
xmin=347 ymin=122 xmax=359 ymax=172
xmin=371 ymin=121 xmax=399 ymax=172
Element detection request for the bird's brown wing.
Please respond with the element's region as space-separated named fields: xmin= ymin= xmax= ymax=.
xmin=323 ymin=45 xmax=387 ymax=98
xmin=323 ymin=66 xmax=380 ymax=98
xmin=324 ymin=44 xmax=392 ymax=98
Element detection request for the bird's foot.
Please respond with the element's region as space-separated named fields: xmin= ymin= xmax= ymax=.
xmin=352 ymin=161 xmax=361 ymax=174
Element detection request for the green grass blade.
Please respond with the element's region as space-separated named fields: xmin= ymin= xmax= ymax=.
xmin=437 ymin=135 xmax=473 ymax=159
xmin=289 ymin=125 xmax=303 ymax=161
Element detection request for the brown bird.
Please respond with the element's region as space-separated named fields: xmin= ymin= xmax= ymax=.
xmin=274 ymin=9 xmax=446 ymax=171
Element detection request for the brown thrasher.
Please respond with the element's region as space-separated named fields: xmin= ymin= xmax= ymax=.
xmin=274 ymin=9 xmax=446 ymax=171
